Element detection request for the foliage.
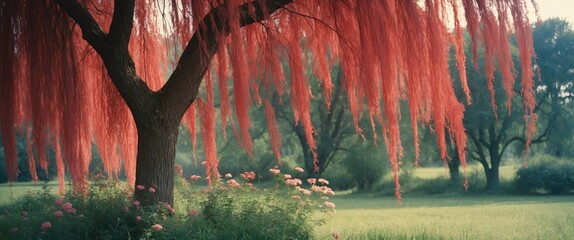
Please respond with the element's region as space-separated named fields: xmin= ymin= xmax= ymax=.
xmin=343 ymin=141 xmax=388 ymax=191
xmin=514 ymin=154 xmax=574 ymax=195
xmin=0 ymin=168 xmax=334 ymax=240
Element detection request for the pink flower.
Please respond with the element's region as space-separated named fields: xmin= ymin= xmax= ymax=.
xmin=225 ymin=173 xmax=233 ymax=179
xmin=20 ymin=211 xmax=28 ymax=218
xmin=285 ymin=179 xmax=298 ymax=187
xmin=148 ymin=187 xmax=156 ymax=193
xmin=323 ymin=201 xmax=336 ymax=209
xmin=201 ymin=161 xmax=207 ymax=166
xmin=175 ymin=164 xmax=183 ymax=176
xmin=201 ymin=188 xmax=211 ymax=193
xmin=151 ymin=224 xmax=163 ymax=231
xmin=295 ymin=167 xmax=304 ymax=173
xmin=133 ymin=200 xmax=140 ymax=206
xmin=293 ymin=178 xmax=302 ymax=185
xmin=188 ymin=208 xmax=199 ymax=216
xmin=269 ymin=168 xmax=280 ymax=175
xmin=190 ymin=175 xmax=201 ymax=180
xmin=61 ymin=202 xmax=73 ymax=210
xmin=53 ymin=211 xmax=63 ymax=217
xmin=301 ymin=189 xmax=312 ymax=196
xmin=227 ymin=179 xmax=240 ymax=187
xmin=136 ymin=216 xmax=142 ymax=221
xmin=54 ymin=198 xmax=64 ymax=205
xmin=136 ymin=185 xmax=145 ymax=190
xmin=40 ymin=221 xmax=52 ymax=230
xmin=10 ymin=227 xmax=18 ymax=232
xmin=332 ymin=231 xmax=340 ymax=240
xmin=291 ymin=195 xmax=301 ymax=200
xmin=284 ymin=174 xmax=292 ymax=179
xmin=318 ymin=178 xmax=330 ymax=185
xmin=65 ymin=208 xmax=77 ymax=214
xmin=240 ymin=171 xmax=256 ymax=181
xmin=307 ymin=178 xmax=317 ymax=185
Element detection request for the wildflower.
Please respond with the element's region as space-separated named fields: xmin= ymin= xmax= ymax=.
xmin=165 ymin=203 xmax=175 ymax=213
xmin=61 ymin=202 xmax=73 ymax=210
xmin=225 ymin=173 xmax=233 ymax=179
xmin=318 ymin=178 xmax=330 ymax=185
xmin=149 ymin=187 xmax=156 ymax=193
xmin=295 ymin=167 xmax=304 ymax=173
xmin=188 ymin=208 xmax=199 ymax=216
xmin=285 ymin=179 xmax=298 ymax=187
xmin=133 ymin=200 xmax=140 ymax=206
xmin=310 ymin=185 xmax=322 ymax=193
xmin=201 ymin=161 xmax=207 ymax=166
xmin=284 ymin=174 xmax=292 ymax=179
xmin=323 ymin=201 xmax=336 ymax=209
xmin=40 ymin=221 xmax=52 ymax=230
xmin=301 ymin=189 xmax=312 ymax=196
xmin=307 ymin=178 xmax=317 ymax=185
xmin=95 ymin=173 xmax=104 ymax=179
xmin=293 ymin=178 xmax=302 ymax=185
xmin=201 ymin=188 xmax=211 ymax=193
xmin=10 ymin=227 xmax=18 ymax=232
xmin=151 ymin=224 xmax=163 ymax=231
xmin=136 ymin=216 xmax=142 ymax=221
xmin=136 ymin=185 xmax=145 ymax=190
xmin=65 ymin=208 xmax=77 ymax=214
xmin=54 ymin=198 xmax=64 ymax=205
xmin=322 ymin=196 xmax=330 ymax=200
xmin=269 ymin=168 xmax=280 ymax=175
xmin=240 ymin=171 xmax=256 ymax=181
xmin=53 ymin=211 xmax=63 ymax=217
xmin=332 ymin=231 xmax=340 ymax=240
xmin=291 ymin=195 xmax=301 ymax=200
xmin=20 ymin=211 xmax=28 ymax=218
xmin=227 ymin=179 xmax=240 ymax=187
xmin=175 ymin=164 xmax=183 ymax=176
xmin=190 ymin=175 xmax=201 ymax=180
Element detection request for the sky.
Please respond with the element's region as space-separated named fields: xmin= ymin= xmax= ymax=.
xmin=530 ymin=0 xmax=574 ymax=24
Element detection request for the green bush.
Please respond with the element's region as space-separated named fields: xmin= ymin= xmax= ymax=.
xmin=0 ymin=167 xmax=335 ymax=239
xmin=514 ymin=155 xmax=574 ymax=195
xmin=343 ymin=142 xmax=388 ymax=191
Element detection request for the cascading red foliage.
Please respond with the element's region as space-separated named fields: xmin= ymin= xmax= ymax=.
xmin=1 ymin=0 xmax=537 ymax=199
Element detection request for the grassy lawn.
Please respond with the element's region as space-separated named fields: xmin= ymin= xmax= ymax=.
xmin=412 ymin=164 xmax=518 ymax=180
xmin=0 ymin=181 xmax=60 ymax=205
xmin=316 ymin=194 xmax=574 ymax=239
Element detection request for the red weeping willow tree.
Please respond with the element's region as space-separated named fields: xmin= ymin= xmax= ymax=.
xmin=0 ymin=0 xmax=538 ymax=205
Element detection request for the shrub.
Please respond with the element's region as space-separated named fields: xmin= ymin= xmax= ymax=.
xmin=0 ymin=167 xmax=335 ymax=239
xmin=343 ymin=142 xmax=388 ymax=191
xmin=514 ymin=155 xmax=574 ymax=195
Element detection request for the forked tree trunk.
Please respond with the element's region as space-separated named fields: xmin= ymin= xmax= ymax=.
xmin=133 ymin=110 xmax=180 ymax=206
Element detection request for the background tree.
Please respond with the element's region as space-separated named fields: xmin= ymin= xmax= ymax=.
xmin=531 ymin=18 xmax=574 ymax=158
xmin=446 ymin=19 xmax=574 ymax=189
xmin=0 ymin=0 xmax=538 ymax=205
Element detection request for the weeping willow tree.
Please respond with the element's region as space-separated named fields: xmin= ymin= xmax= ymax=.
xmin=0 ymin=0 xmax=538 ymax=205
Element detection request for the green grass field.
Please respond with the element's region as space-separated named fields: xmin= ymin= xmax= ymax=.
xmin=412 ymin=164 xmax=517 ymax=180
xmin=315 ymin=194 xmax=574 ymax=239
xmin=2 ymin=166 xmax=572 ymax=239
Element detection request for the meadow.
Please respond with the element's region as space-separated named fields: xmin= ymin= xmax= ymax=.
xmin=1 ymin=165 xmax=572 ymax=239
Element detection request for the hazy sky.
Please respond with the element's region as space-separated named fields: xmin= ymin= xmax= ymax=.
xmin=531 ymin=0 xmax=574 ymax=24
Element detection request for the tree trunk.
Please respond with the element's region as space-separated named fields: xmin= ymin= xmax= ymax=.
xmin=133 ymin=111 xmax=180 ymax=206
xmin=448 ymin=157 xmax=461 ymax=183
xmin=486 ymin=157 xmax=500 ymax=190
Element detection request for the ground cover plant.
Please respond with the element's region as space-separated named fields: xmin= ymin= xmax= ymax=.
xmin=0 ymin=167 xmax=335 ymax=239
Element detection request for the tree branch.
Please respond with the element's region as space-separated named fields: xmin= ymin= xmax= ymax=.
xmin=108 ymin=0 xmax=135 ymax=48
xmin=52 ymin=0 xmax=106 ymax=51
xmin=161 ymin=0 xmax=293 ymax=118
